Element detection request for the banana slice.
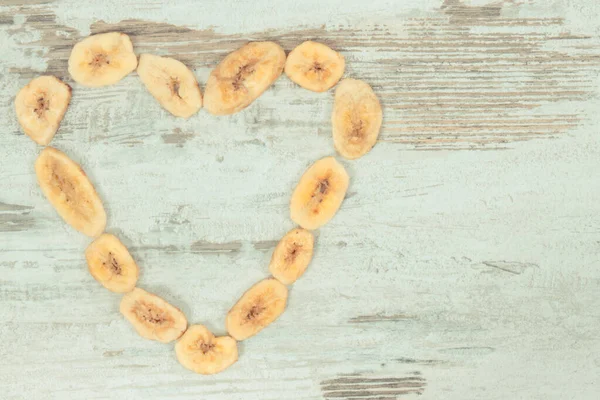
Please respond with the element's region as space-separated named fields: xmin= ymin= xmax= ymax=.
xmin=226 ymin=278 xmax=288 ymax=341
xmin=68 ymin=32 xmax=137 ymax=87
xmin=137 ymin=54 xmax=202 ymax=118
xmin=175 ymin=324 xmax=238 ymax=375
xmin=284 ymin=41 xmax=345 ymax=92
xmin=35 ymin=147 xmax=106 ymax=237
xmin=204 ymin=41 xmax=286 ymax=115
xmin=289 ymin=157 xmax=349 ymax=230
xmin=85 ymin=234 xmax=139 ymax=293
xmin=269 ymin=228 xmax=314 ymax=285
xmin=120 ymin=287 xmax=187 ymax=343
xmin=15 ymin=76 xmax=71 ymax=145
xmin=332 ymin=78 xmax=382 ymax=159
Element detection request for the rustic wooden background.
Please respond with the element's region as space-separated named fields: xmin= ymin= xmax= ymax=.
xmin=1 ymin=0 xmax=599 ymax=399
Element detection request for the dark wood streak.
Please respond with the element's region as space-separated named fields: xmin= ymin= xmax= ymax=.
xmin=481 ymin=260 xmax=538 ymax=275
xmin=396 ymin=357 xmax=448 ymax=366
xmin=439 ymin=346 xmax=496 ymax=355
xmin=442 ymin=0 xmax=502 ymax=21
xmin=0 ymin=202 xmax=34 ymax=212
xmin=161 ymin=128 xmax=196 ymax=147
xmin=349 ymin=313 xmax=417 ymax=324
xmin=129 ymin=244 xmax=179 ymax=253
xmin=253 ymin=240 xmax=279 ymax=251
xmin=189 ymin=240 xmax=242 ymax=253
xmin=321 ymin=373 xmax=426 ymax=399
xmin=0 ymin=212 xmax=35 ymax=232
xmin=1 ymin=0 xmax=54 ymax=5
xmin=3 ymin=1 xmax=600 ymax=150
xmin=102 ymin=350 xmax=124 ymax=357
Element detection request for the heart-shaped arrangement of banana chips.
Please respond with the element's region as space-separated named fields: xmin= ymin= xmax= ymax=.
xmin=15 ymin=32 xmax=382 ymax=375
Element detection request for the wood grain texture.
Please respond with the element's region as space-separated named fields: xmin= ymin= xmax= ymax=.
xmin=1 ymin=0 xmax=600 ymax=399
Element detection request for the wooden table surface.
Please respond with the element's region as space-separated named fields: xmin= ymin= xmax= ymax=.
xmin=1 ymin=0 xmax=599 ymax=399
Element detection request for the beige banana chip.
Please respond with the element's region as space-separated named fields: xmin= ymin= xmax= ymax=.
xmin=332 ymin=78 xmax=382 ymax=159
xmin=85 ymin=234 xmax=139 ymax=293
xmin=15 ymin=76 xmax=71 ymax=145
xmin=290 ymin=157 xmax=349 ymax=230
xmin=175 ymin=324 xmax=238 ymax=375
xmin=285 ymin=41 xmax=345 ymax=92
xmin=120 ymin=287 xmax=187 ymax=343
xmin=226 ymin=278 xmax=288 ymax=341
xmin=35 ymin=147 xmax=106 ymax=237
xmin=204 ymin=41 xmax=286 ymax=115
xmin=269 ymin=228 xmax=314 ymax=285
xmin=137 ymin=54 xmax=202 ymax=118
xmin=68 ymin=32 xmax=137 ymax=87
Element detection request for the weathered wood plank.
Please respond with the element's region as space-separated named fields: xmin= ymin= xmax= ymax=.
xmin=0 ymin=0 xmax=599 ymax=399
xmin=2 ymin=0 xmax=600 ymax=150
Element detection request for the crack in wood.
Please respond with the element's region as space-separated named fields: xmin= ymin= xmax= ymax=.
xmin=481 ymin=260 xmax=539 ymax=274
